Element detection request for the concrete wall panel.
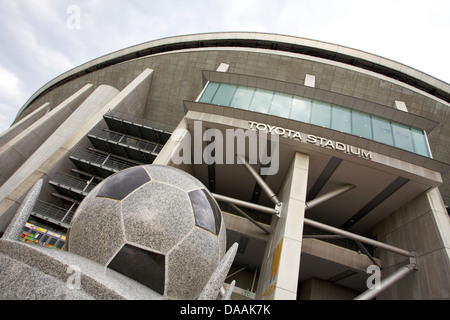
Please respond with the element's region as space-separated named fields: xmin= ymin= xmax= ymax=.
xmin=0 ymin=85 xmax=94 ymax=184
xmin=373 ymin=188 xmax=450 ymax=299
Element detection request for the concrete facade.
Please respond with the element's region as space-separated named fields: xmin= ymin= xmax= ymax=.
xmin=16 ymin=37 xmax=449 ymax=206
xmin=1 ymin=32 xmax=449 ymax=300
xmin=373 ymin=187 xmax=450 ymax=299
xmin=0 ymin=84 xmax=94 ymax=185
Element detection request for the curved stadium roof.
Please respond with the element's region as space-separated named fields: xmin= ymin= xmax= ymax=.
xmin=16 ymin=32 xmax=450 ymax=120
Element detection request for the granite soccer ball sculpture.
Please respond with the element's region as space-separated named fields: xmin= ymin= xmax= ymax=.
xmin=67 ymin=165 xmax=228 ymax=300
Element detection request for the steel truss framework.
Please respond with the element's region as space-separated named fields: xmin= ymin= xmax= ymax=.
xmin=212 ymin=154 xmax=417 ymax=300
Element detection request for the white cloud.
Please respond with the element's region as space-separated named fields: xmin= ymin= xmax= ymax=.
xmin=0 ymin=65 xmax=28 ymax=132
xmin=0 ymin=0 xmax=77 ymax=133
xmin=0 ymin=66 xmax=26 ymax=104
xmin=0 ymin=104 xmax=17 ymax=134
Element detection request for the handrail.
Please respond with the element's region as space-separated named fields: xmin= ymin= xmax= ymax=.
xmin=32 ymin=200 xmax=76 ymax=226
xmin=70 ymin=148 xmax=135 ymax=172
xmin=49 ymin=172 xmax=97 ymax=195
xmin=105 ymin=109 xmax=175 ymax=133
xmin=88 ymin=128 xmax=162 ymax=154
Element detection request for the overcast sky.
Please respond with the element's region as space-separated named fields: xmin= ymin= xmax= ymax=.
xmin=0 ymin=0 xmax=448 ymax=133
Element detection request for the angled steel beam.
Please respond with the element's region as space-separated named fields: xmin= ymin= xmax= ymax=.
xmin=228 ymin=203 xmax=270 ymax=235
xmin=225 ymin=266 xmax=247 ymax=280
xmin=303 ymin=234 xmax=346 ymax=239
xmin=251 ymin=268 xmax=258 ymax=292
xmin=306 ymin=184 xmax=355 ymax=210
xmin=212 ymin=193 xmax=279 ymax=216
xmin=304 ymin=218 xmax=415 ymax=258
xmin=355 ymin=240 xmax=380 ymax=268
xmin=236 ymin=154 xmax=281 ymax=206
xmin=354 ymin=263 xmax=417 ymax=300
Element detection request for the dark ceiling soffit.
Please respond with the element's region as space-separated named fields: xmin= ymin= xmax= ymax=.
xmin=21 ymin=38 xmax=450 ymax=118
xmin=339 ymin=176 xmax=410 ymax=230
xmin=307 ymin=157 xmax=343 ymax=202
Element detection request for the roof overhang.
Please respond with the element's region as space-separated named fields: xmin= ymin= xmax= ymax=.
xmin=182 ymin=102 xmax=448 ymax=237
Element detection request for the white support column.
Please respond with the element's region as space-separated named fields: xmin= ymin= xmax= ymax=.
xmin=256 ymin=152 xmax=309 ymax=300
xmin=0 ymin=85 xmax=94 ymax=185
xmin=153 ymin=117 xmax=195 ymax=175
xmin=0 ymin=102 xmax=51 ymax=148
xmin=153 ymin=117 xmax=188 ymax=165
xmin=0 ymin=85 xmax=118 ymax=231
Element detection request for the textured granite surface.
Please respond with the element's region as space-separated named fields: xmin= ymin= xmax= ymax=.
xmin=166 ymin=226 xmax=220 ymax=299
xmin=0 ymin=239 xmax=164 ymax=300
xmin=68 ymin=165 xmax=227 ymax=299
xmin=2 ymin=179 xmax=42 ymax=241
xmin=143 ymin=164 xmax=202 ymax=191
xmin=68 ymin=197 xmax=125 ymax=265
xmin=121 ymin=181 xmax=194 ymax=253
xmin=197 ymin=242 xmax=238 ymax=300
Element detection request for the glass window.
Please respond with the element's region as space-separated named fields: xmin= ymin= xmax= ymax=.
xmin=352 ymin=111 xmax=372 ymax=139
xmin=269 ymin=93 xmax=292 ymax=118
xmin=230 ymin=86 xmax=255 ymax=110
xmin=211 ymin=83 xmax=237 ymax=106
xmin=372 ymin=116 xmax=394 ymax=145
xmin=197 ymin=82 xmax=432 ymax=158
xmin=310 ymin=101 xmax=331 ymax=127
xmin=411 ymin=128 xmax=430 ymax=157
xmin=331 ymin=106 xmax=351 ymax=133
xmin=290 ymin=97 xmax=312 ymax=122
xmin=40 ymin=235 xmax=50 ymax=244
xmin=48 ymin=237 xmax=57 ymax=246
xmin=392 ymin=123 xmax=414 ymax=152
xmin=198 ymin=82 xmax=219 ymax=103
xmin=54 ymin=240 xmax=65 ymax=249
xmin=249 ymin=88 xmax=273 ymax=114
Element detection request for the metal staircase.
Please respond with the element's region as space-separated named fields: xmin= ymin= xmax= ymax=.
xmin=30 ymin=110 xmax=172 ymax=230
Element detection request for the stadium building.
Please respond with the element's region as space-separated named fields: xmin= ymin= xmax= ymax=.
xmin=0 ymin=32 xmax=449 ymax=300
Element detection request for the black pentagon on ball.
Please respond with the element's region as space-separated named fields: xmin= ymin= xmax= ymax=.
xmin=188 ymin=188 xmax=222 ymax=235
xmin=96 ymin=166 xmax=151 ymax=200
xmin=108 ymin=244 xmax=165 ymax=295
